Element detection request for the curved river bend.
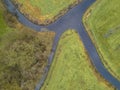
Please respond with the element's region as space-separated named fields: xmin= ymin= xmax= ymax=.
xmin=3 ymin=0 xmax=120 ymax=90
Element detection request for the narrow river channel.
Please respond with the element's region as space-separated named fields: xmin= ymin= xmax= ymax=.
xmin=3 ymin=0 xmax=120 ymax=90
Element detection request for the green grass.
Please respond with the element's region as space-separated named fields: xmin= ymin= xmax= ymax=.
xmin=0 ymin=2 xmax=10 ymax=36
xmin=12 ymin=0 xmax=80 ymax=24
xmin=85 ymin=0 xmax=120 ymax=80
xmin=41 ymin=30 xmax=113 ymax=90
xmin=18 ymin=0 xmax=77 ymax=15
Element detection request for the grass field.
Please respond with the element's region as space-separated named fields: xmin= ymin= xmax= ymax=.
xmin=41 ymin=30 xmax=113 ymax=90
xmin=12 ymin=0 xmax=80 ymax=24
xmin=0 ymin=1 xmax=54 ymax=90
xmin=0 ymin=2 xmax=12 ymax=37
xmin=84 ymin=0 xmax=120 ymax=80
xmin=0 ymin=0 xmax=24 ymax=37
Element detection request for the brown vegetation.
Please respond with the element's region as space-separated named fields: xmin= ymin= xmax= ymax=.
xmin=0 ymin=1 xmax=55 ymax=89
xmin=0 ymin=29 xmax=55 ymax=90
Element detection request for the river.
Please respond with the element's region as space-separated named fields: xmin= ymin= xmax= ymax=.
xmin=3 ymin=0 xmax=120 ymax=90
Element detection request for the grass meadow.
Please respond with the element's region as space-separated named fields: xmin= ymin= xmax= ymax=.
xmin=12 ymin=0 xmax=80 ymax=24
xmin=41 ymin=30 xmax=113 ymax=90
xmin=84 ymin=0 xmax=120 ymax=80
xmin=0 ymin=2 xmax=11 ymax=37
